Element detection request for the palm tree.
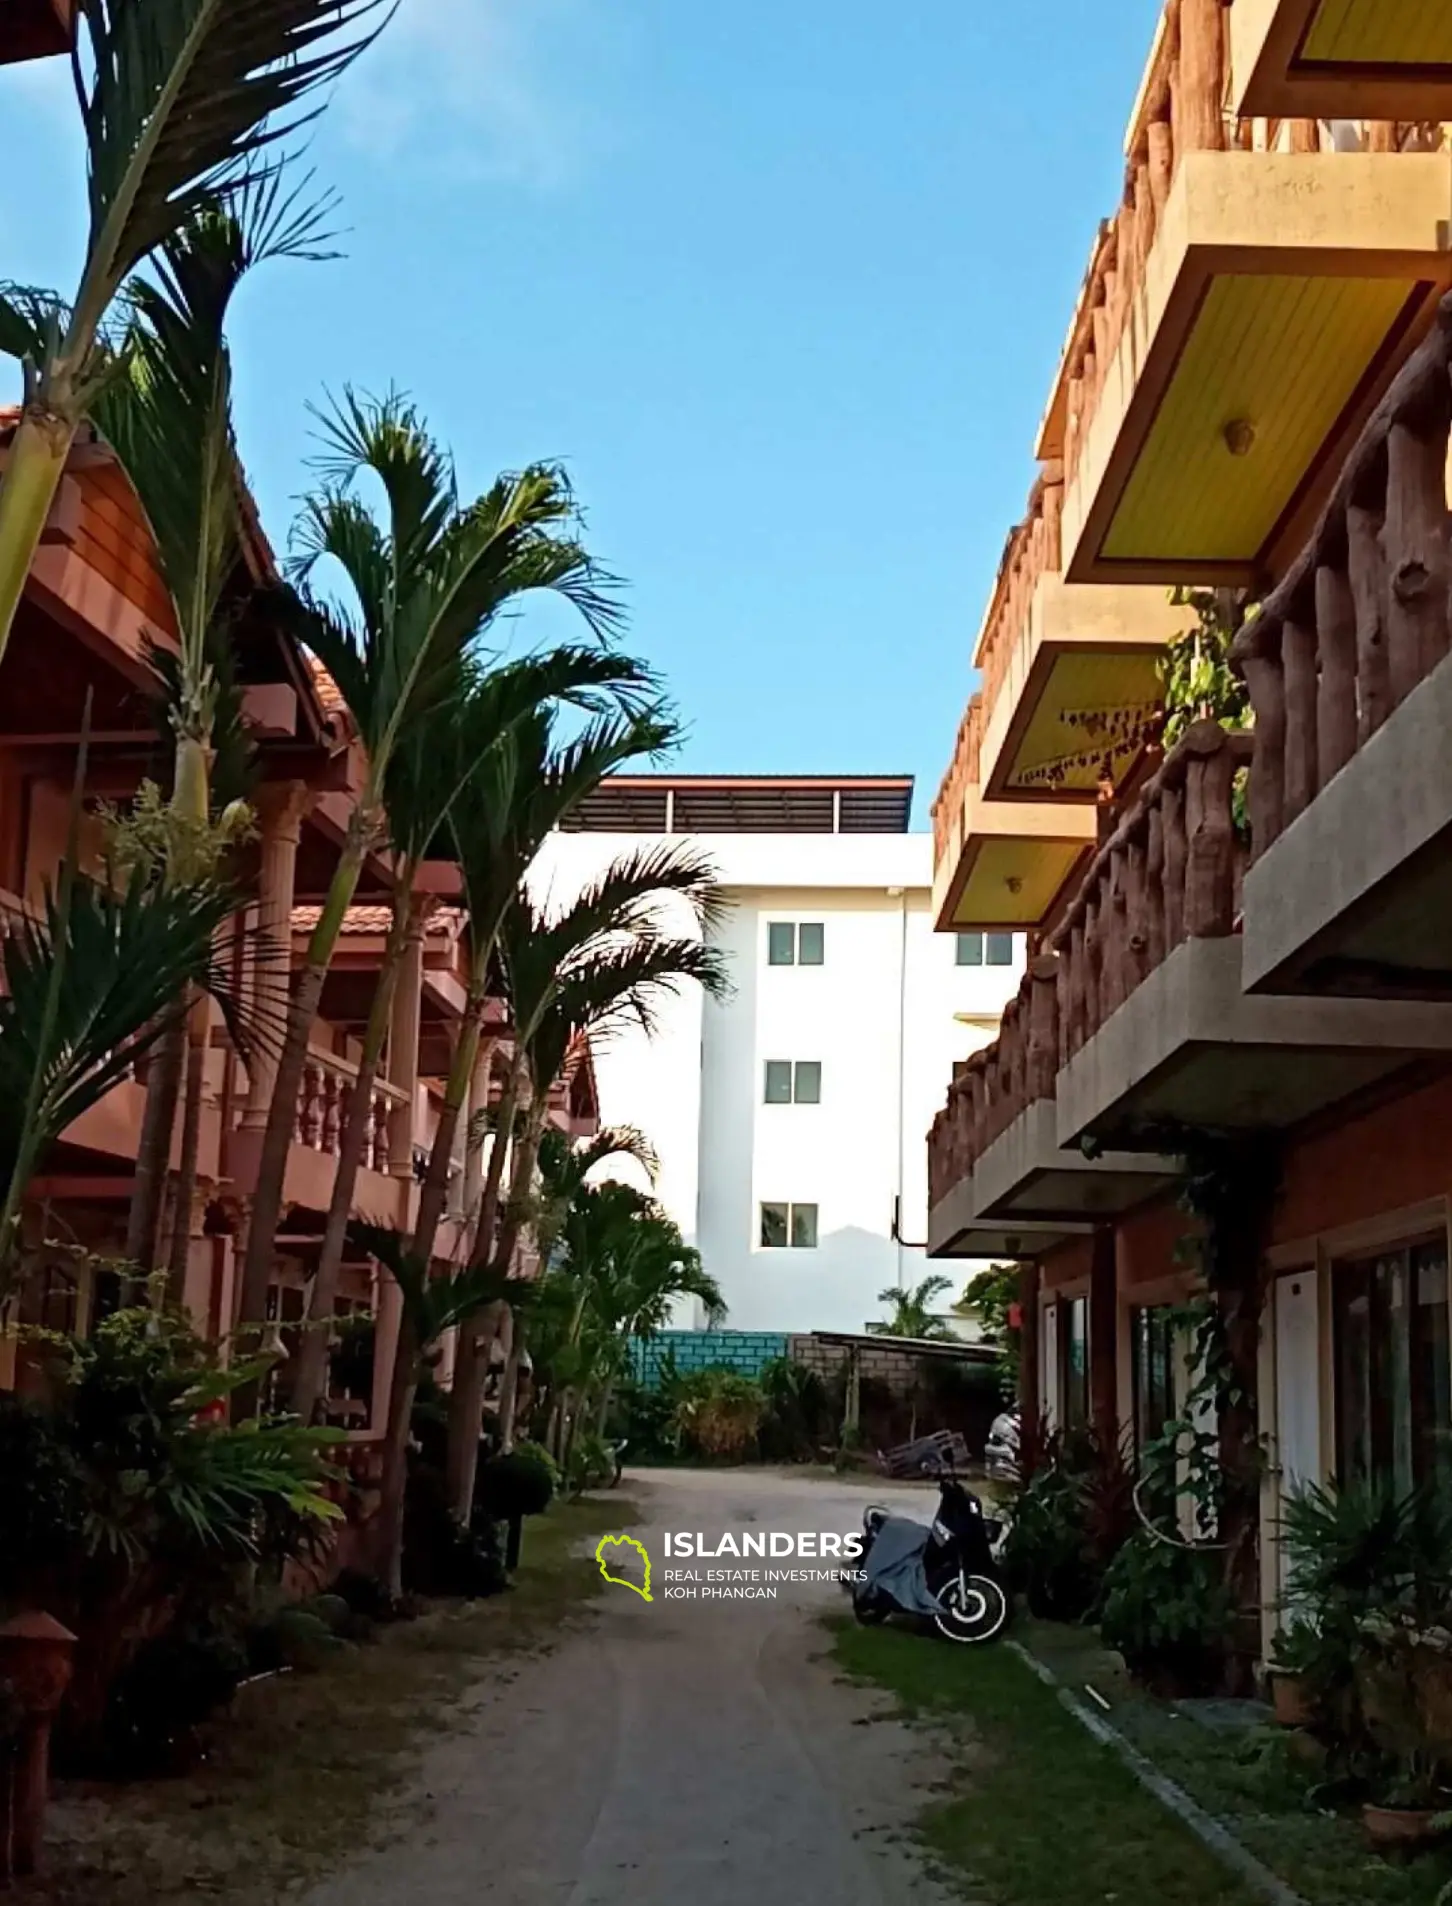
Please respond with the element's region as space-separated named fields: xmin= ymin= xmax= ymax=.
xmin=0 ymin=823 xmax=241 ymax=1293
xmin=0 ymin=0 xmax=387 ymax=662
xmin=290 ymin=651 xmax=659 ymax=1425
xmin=233 ymin=395 xmax=624 ymax=1358
xmin=875 ymin=1273 xmax=957 ymax=1341
xmin=347 ymin=1221 xmax=529 ymax=1598
xmin=92 ymin=183 xmax=331 ymax=1281
xmin=531 ymin=1123 xmax=660 ymax=1270
xmin=444 ymin=856 xmax=729 ymax=1507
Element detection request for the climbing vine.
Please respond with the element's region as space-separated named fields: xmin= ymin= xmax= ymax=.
xmin=1159 ymin=586 xmax=1255 ymax=746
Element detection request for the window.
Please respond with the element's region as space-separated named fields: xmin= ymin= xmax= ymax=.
xmin=764 ymin=1059 xmax=821 ymax=1105
xmin=760 ymin=1201 xmax=818 ymax=1249
xmin=1060 ymin=1295 xmax=1089 ymax=1431
xmin=1335 ymin=1239 xmax=1451 ymax=1492
xmin=768 ymin=922 xmax=796 ymax=966
xmin=769 ymin=921 xmax=824 ymax=966
xmin=1132 ymin=1306 xmax=1177 ymax=1458
xmin=957 ymin=930 xmax=1015 ymax=967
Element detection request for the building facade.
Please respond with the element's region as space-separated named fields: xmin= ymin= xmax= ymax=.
xmin=535 ymin=776 xmax=1022 ymax=1334
xmin=925 ymin=0 xmax=1452 ymax=1661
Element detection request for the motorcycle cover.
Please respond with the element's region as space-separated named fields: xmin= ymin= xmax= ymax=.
xmin=861 ymin=1515 xmax=941 ymax=1615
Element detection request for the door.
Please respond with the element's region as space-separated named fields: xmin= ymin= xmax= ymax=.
xmin=1274 ymin=1269 xmax=1322 ymax=1601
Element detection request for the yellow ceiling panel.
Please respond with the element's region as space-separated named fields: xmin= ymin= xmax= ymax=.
xmin=1104 ymin=275 xmax=1413 ymax=567
xmin=1303 ymin=0 xmax=1452 ymax=65
xmin=1007 ymin=649 xmax=1167 ymax=795
xmin=955 ymin=838 xmax=1088 ymax=930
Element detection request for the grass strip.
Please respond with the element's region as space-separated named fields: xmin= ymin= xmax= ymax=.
xmin=831 ymin=1615 xmax=1266 ymax=1906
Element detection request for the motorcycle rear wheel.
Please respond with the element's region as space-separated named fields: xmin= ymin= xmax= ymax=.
xmin=933 ymin=1574 xmax=1009 ymax=1645
xmin=852 ymin=1589 xmax=890 ymax=1626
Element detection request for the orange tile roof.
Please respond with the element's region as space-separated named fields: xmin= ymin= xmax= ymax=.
xmin=291 ymin=904 xmax=465 ymax=937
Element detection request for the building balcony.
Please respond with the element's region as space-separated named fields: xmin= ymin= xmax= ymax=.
xmin=1042 ymin=0 xmax=1452 ymax=589
xmin=1234 ymin=294 xmax=1452 ymax=999
xmin=972 ymin=472 xmax=1185 ymax=805
xmin=926 ymin=962 xmax=1178 ymax=1261
xmin=931 ymin=698 xmax=1100 ymax=933
xmin=229 ymin=1047 xmax=412 ymax=1228
xmin=1050 ymin=722 xmax=1452 ymax=1148
xmin=1230 ymin=0 xmax=1452 ymax=122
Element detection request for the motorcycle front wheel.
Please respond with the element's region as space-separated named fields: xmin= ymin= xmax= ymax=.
xmin=933 ymin=1574 xmax=1009 ymax=1645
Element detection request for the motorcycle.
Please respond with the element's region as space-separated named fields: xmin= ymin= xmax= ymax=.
xmin=847 ymin=1457 xmax=1011 ymax=1644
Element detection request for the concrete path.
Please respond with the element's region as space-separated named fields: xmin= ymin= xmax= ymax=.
xmin=303 ymin=1468 xmax=969 ymax=1906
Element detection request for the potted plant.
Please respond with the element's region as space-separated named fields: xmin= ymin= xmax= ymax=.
xmin=1268 ymin=1616 xmax=1321 ymax=1728
xmin=1362 ymin=1750 xmax=1445 ymax=1850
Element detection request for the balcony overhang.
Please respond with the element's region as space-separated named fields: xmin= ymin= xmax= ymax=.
xmin=1242 ymin=650 xmax=1452 ymax=999
xmin=1056 ymin=935 xmax=1452 ymax=1150
xmin=932 ymin=785 xmax=1098 ymax=934
xmin=0 ymin=0 xmax=70 ymax=63
xmin=1231 ymin=0 xmax=1452 ymax=121
xmin=977 ymin=574 xmax=1182 ymax=801
xmin=927 ymin=1172 xmax=1090 ymax=1262
xmin=974 ymin=1099 xmax=1179 ymax=1224
xmin=1060 ymin=151 xmax=1452 ymax=588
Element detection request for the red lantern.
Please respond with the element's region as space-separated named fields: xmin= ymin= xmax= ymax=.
xmin=1007 ymin=1302 xmax=1023 ymax=1331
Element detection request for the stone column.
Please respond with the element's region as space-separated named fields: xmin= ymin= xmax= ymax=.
xmin=388 ymin=912 xmax=425 ymax=1178
xmin=243 ymin=783 xmax=309 ymax=1130
xmin=1018 ymin=1259 xmax=1041 ymax=1438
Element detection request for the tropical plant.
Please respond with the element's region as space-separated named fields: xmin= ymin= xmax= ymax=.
xmin=757 ymin=1355 xmax=832 ymax=1463
xmin=234 ymin=394 xmax=625 ymax=1360
xmin=0 ymin=839 xmax=240 ymax=1292
xmin=874 ymin=1273 xmax=956 ymax=1340
xmin=347 ymin=1221 xmax=532 ymax=1596
xmin=1099 ymin=1530 xmax=1235 ymax=1697
xmin=443 ymin=849 xmax=728 ymax=1512
xmin=1160 ymin=587 xmax=1254 ymax=746
xmin=674 ymin=1368 xmax=763 ymax=1462
xmin=1002 ymin=1422 xmax=1135 ymax=1621
xmin=4 ymin=1302 xmax=342 ymax=1762
xmin=0 ymin=0 xmax=388 ymax=662
xmin=94 ymin=182 xmax=329 ymax=1280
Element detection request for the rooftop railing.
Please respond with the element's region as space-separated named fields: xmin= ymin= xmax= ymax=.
xmin=930 ymin=693 xmax=984 ymax=874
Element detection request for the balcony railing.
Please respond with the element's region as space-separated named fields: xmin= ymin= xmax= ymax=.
xmin=931 ymin=694 xmax=983 ymax=873
xmin=295 ymin=1048 xmax=408 ymax=1175
xmin=1054 ymin=721 xmax=1254 ymax=1059
xmin=975 ymin=473 xmax=1063 ymax=717
xmin=1232 ymin=293 xmax=1452 ymax=859
xmin=927 ymin=957 xmax=1060 ymax=1209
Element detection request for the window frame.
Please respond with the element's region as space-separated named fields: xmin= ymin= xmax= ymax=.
xmin=759 ymin=1200 xmax=819 ymax=1250
xmin=797 ymin=921 xmax=825 ymax=966
xmin=985 ymin=931 xmax=1015 ymax=966
xmin=763 ymin=1059 xmax=793 ymax=1105
xmin=1333 ymin=1233 xmax=1451 ymax=1493
xmin=792 ymin=1060 xmax=821 ymax=1105
xmin=955 ymin=931 xmax=984 ymax=967
xmin=767 ymin=922 xmax=797 ymax=967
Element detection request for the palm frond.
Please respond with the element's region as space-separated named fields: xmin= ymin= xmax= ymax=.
xmin=346 ymin=1219 xmax=533 ymax=1347
xmin=72 ymin=0 xmax=388 ymax=353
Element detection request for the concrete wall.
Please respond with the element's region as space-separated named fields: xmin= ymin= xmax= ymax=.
xmin=532 ymin=829 xmax=1021 ymax=1336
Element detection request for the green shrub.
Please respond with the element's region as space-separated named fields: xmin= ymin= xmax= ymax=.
xmin=565 ymin=1431 xmax=616 ymax=1493
xmin=1003 ymin=1426 xmax=1134 ymax=1621
xmin=1098 ymin=1532 xmax=1233 ymax=1695
xmin=475 ymin=1450 xmax=556 ymax=1522
xmin=674 ymin=1368 xmax=764 ymax=1461
xmin=757 ymin=1357 xmax=831 ymax=1462
xmin=106 ymin=1625 xmax=250 ymax=1772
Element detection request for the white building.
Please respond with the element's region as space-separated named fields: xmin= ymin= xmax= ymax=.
xmin=532 ymin=776 xmax=1022 ymax=1335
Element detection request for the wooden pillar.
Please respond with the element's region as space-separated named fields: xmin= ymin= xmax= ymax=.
xmin=387 ymin=913 xmax=425 ymax=1178
xmin=1314 ymin=562 xmax=1357 ymax=788
xmin=243 ymin=784 xmax=308 ymax=1129
xmin=1348 ymin=503 xmax=1391 ymax=740
xmin=1281 ymin=619 xmax=1320 ymax=821
xmin=1090 ymin=1223 xmax=1119 ymax=1450
xmin=1177 ymin=0 xmax=1226 ymax=156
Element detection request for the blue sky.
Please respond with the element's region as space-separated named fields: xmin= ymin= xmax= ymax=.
xmin=1 ymin=0 xmax=1164 ymax=826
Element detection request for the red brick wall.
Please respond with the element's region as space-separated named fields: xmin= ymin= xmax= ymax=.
xmin=1271 ymin=1074 xmax=1452 ymax=1248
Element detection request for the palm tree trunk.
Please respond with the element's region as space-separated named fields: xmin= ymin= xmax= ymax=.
xmin=443 ymin=1057 xmax=522 ymax=1519
xmin=236 ymin=835 xmax=368 ymax=1356
xmin=376 ymin=1304 xmax=420 ymax=1599
xmin=496 ymin=1339 xmax=522 ymax=1454
xmin=164 ymin=996 xmax=208 ymax=1304
xmin=126 ymin=1016 xmax=184 ymax=1269
xmin=291 ymin=899 xmax=411 ymax=1424
xmin=409 ymin=1001 xmax=484 ymax=1267
xmin=595 ymin=1377 xmax=615 ymax=1440
xmin=0 ymin=408 xmax=73 ymax=664
xmin=443 ymin=1299 xmax=505 ymax=1520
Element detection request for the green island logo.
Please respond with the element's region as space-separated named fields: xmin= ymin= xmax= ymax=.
xmin=595 ymin=1533 xmax=653 ymax=1601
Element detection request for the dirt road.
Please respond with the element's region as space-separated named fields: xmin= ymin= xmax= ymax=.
xmin=302 ymin=1467 xmax=968 ymax=1906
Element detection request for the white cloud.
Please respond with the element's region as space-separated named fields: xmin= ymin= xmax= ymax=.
xmin=336 ymin=0 xmax=602 ymax=188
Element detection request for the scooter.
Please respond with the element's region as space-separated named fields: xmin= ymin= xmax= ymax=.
xmin=848 ymin=1458 xmax=1011 ymax=1644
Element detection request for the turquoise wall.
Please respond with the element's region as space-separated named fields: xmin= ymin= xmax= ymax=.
xmin=630 ymin=1330 xmax=789 ymax=1388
